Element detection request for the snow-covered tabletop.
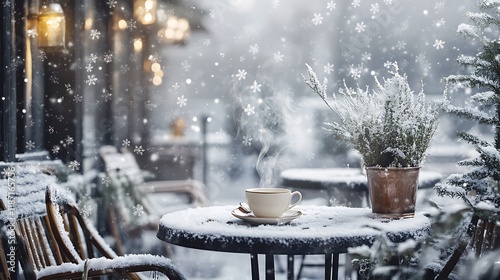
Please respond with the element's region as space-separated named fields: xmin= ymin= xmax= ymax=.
xmin=157 ymin=205 xmax=430 ymax=255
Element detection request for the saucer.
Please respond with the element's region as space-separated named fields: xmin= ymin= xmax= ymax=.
xmin=231 ymin=208 xmax=302 ymax=225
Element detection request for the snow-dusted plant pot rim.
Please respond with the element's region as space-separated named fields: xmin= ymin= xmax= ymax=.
xmin=364 ymin=166 xmax=421 ymax=170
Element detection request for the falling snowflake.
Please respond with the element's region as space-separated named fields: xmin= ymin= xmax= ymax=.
xmin=327 ymin=1 xmax=336 ymax=11
xmin=73 ymin=95 xmax=83 ymax=102
xmin=134 ymin=145 xmax=145 ymax=155
xmin=202 ymin=39 xmax=211 ymax=46
xmin=236 ymin=69 xmax=247 ymax=80
xmin=362 ymin=52 xmax=372 ymax=61
xmin=68 ymin=161 xmax=80 ymax=171
xmin=250 ymin=80 xmax=262 ymax=93
xmin=433 ymin=39 xmax=445 ymax=49
xmin=324 ymin=63 xmax=334 ymax=74
xmin=104 ymin=52 xmax=113 ymax=63
xmin=48 ymin=126 xmax=54 ymax=134
xmin=101 ymin=176 xmax=111 ymax=187
xmin=52 ymin=145 xmax=60 ymax=155
xmin=127 ymin=19 xmax=137 ymax=31
xmin=90 ymin=29 xmax=101 ymax=40
xmin=145 ymin=100 xmax=156 ymax=111
xmin=348 ymin=64 xmax=363 ymax=80
xmin=102 ymin=89 xmax=112 ymax=102
xmin=133 ymin=204 xmax=144 ymax=216
xmin=172 ymin=83 xmax=180 ymax=90
xmin=65 ymin=83 xmax=72 ymax=93
xmin=249 ymin=44 xmax=259 ymax=55
xmin=243 ymin=104 xmax=255 ymax=116
xmin=120 ymin=64 xmax=130 ymax=73
xmin=396 ymin=41 xmax=406 ymax=50
xmin=435 ymin=18 xmax=445 ymax=28
xmin=65 ymin=135 xmax=74 ymax=145
xmin=312 ymin=13 xmax=323 ymax=25
xmin=3 ymin=1 xmax=11 ymax=7
xmin=148 ymin=53 xmax=161 ymax=63
xmin=89 ymin=53 xmax=98 ymax=64
xmin=1 ymin=167 xmax=15 ymax=178
xmin=370 ymin=4 xmax=380 ymax=14
xmin=355 ymin=22 xmax=366 ymax=33
xmin=274 ymin=51 xmax=284 ymax=63
xmin=50 ymin=76 xmax=59 ymax=84
xmin=85 ymin=63 xmax=93 ymax=72
xmin=106 ymin=0 xmax=117 ymax=8
xmin=122 ymin=139 xmax=131 ymax=147
xmin=27 ymin=29 xmax=38 ymax=38
xmin=214 ymin=170 xmax=227 ymax=183
xmin=242 ymin=136 xmax=252 ymax=146
xmin=435 ymin=1 xmax=445 ymax=11
xmin=177 ymin=95 xmax=187 ymax=107
xmin=86 ymin=75 xmax=97 ymax=85
xmin=25 ymin=140 xmax=35 ymax=150
xmin=351 ymin=0 xmax=361 ymax=8
xmin=415 ymin=54 xmax=427 ymax=63
xmin=38 ymin=51 xmax=47 ymax=61
xmin=81 ymin=204 xmax=92 ymax=218
xmin=181 ymin=60 xmax=191 ymax=71
xmin=383 ymin=0 xmax=393 ymax=5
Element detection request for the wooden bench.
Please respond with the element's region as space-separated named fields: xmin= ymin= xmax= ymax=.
xmin=0 ymin=163 xmax=186 ymax=279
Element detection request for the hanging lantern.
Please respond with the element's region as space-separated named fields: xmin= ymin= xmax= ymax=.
xmin=134 ymin=0 xmax=157 ymax=25
xmin=37 ymin=3 xmax=66 ymax=49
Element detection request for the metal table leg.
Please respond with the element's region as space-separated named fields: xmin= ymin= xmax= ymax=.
xmin=325 ymin=254 xmax=339 ymax=280
xmin=325 ymin=254 xmax=332 ymax=280
xmin=287 ymin=255 xmax=294 ymax=280
xmin=251 ymin=253 xmax=259 ymax=280
xmin=265 ymin=253 xmax=275 ymax=280
xmin=332 ymin=254 xmax=339 ymax=280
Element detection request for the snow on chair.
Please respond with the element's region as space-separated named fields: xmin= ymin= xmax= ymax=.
xmin=98 ymin=145 xmax=207 ymax=255
xmin=0 ymin=164 xmax=186 ymax=280
xmin=424 ymin=210 xmax=500 ymax=280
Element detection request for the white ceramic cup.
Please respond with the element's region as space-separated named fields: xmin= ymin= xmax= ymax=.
xmin=245 ymin=188 xmax=302 ymax=218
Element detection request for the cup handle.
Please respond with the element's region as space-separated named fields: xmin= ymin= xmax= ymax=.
xmin=287 ymin=191 xmax=302 ymax=210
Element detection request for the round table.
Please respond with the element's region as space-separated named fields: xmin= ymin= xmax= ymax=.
xmin=280 ymin=168 xmax=443 ymax=207
xmin=157 ymin=205 xmax=430 ymax=280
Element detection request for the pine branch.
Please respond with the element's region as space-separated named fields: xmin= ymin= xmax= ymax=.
xmin=447 ymin=105 xmax=496 ymax=124
xmin=445 ymin=74 xmax=500 ymax=90
xmin=457 ymin=131 xmax=491 ymax=146
xmin=467 ymin=12 xmax=500 ymax=29
xmin=458 ymin=157 xmax=484 ymax=167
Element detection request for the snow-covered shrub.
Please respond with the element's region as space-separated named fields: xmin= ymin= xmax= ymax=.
xmin=437 ymin=0 xmax=500 ymax=208
xmin=304 ymin=62 xmax=444 ymax=167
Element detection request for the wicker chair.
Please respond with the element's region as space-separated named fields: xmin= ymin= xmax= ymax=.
xmin=0 ymin=164 xmax=186 ymax=280
xmin=425 ymin=211 xmax=500 ymax=280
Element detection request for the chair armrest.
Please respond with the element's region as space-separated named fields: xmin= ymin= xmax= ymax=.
xmin=37 ymin=255 xmax=186 ymax=280
xmin=140 ymin=179 xmax=207 ymax=205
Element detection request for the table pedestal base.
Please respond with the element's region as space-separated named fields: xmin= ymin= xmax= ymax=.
xmin=250 ymin=254 xmax=340 ymax=280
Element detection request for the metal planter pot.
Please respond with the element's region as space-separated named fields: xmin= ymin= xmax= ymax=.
xmin=365 ymin=167 xmax=420 ymax=218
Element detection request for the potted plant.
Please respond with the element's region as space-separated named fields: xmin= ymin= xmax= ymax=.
xmin=303 ymin=62 xmax=443 ymax=217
